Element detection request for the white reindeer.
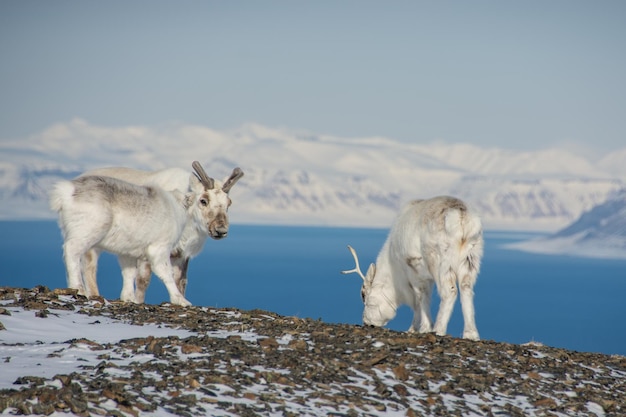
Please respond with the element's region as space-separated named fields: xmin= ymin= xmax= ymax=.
xmin=77 ymin=163 xmax=243 ymax=302
xmin=49 ymin=161 xmax=242 ymax=306
xmin=342 ymin=196 xmax=484 ymax=340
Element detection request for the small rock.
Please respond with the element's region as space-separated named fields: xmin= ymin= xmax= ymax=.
xmin=287 ymin=339 xmax=308 ymax=351
xmin=181 ymin=344 xmax=203 ymax=354
xmin=393 ymin=384 xmax=409 ymax=397
xmin=392 ymin=364 xmax=410 ymax=381
xmin=533 ymin=397 xmax=557 ymax=408
xmin=258 ymin=337 xmax=279 ymax=350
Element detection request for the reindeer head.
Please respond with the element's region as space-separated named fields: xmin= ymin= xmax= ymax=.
xmin=341 ymin=245 xmax=397 ymax=327
xmin=189 ymin=161 xmax=244 ymax=240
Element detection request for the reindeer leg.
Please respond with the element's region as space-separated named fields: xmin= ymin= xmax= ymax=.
xmin=148 ymin=247 xmax=191 ymax=307
xmin=433 ymin=266 xmax=458 ymax=337
xmin=459 ymin=279 xmax=479 ymax=340
xmin=82 ymin=248 xmax=101 ymax=297
xmin=406 ymin=256 xmax=434 ymax=333
xmin=118 ymin=255 xmax=139 ymax=303
xmin=409 ymin=280 xmax=434 ymax=333
xmin=63 ymin=231 xmax=105 ymax=296
xmin=61 ymin=209 xmax=109 ymax=297
xmin=63 ymin=239 xmax=86 ymax=295
xmin=134 ymin=259 xmax=152 ymax=304
xmin=170 ymin=255 xmax=189 ymax=295
xmin=459 ymin=265 xmax=480 ymax=340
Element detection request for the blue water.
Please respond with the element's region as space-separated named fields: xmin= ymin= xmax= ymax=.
xmin=1 ymin=221 xmax=625 ymax=356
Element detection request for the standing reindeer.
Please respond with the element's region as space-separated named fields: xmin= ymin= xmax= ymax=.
xmin=342 ymin=196 xmax=484 ymax=340
xmin=50 ymin=161 xmax=243 ymax=306
xmin=77 ymin=163 xmax=243 ymax=302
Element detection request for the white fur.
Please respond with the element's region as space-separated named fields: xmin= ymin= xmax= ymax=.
xmin=50 ymin=176 xmax=193 ymax=305
xmin=76 ymin=165 xmax=242 ymax=303
xmin=343 ymin=196 xmax=484 ymax=340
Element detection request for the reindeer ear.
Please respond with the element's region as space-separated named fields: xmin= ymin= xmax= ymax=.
xmin=170 ymin=190 xmax=192 ymax=209
xmin=182 ymin=192 xmax=194 ymax=210
xmin=365 ymin=263 xmax=376 ymax=284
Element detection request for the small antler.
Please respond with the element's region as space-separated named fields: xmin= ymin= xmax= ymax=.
xmin=192 ymin=161 xmax=215 ymax=190
xmin=341 ymin=245 xmax=366 ymax=282
xmin=222 ymin=167 xmax=244 ymax=193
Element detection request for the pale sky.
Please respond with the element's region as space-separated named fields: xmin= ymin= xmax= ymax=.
xmin=1 ymin=0 xmax=625 ymax=152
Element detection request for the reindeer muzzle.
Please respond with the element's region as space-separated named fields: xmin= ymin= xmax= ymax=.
xmin=211 ymin=228 xmax=228 ymax=240
xmin=208 ymin=214 xmax=229 ymax=240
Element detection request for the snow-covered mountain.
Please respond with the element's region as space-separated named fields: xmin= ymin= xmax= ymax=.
xmin=508 ymin=189 xmax=626 ymax=259
xmin=1 ymin=119 xmax=624 ymax=231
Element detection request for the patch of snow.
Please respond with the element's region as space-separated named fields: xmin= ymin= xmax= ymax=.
xmin=0 ymin=307 xmax=193 ymax=390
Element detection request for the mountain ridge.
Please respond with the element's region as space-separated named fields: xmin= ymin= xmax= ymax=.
xmin=1 ymin=119 xmax=624 ymax=232
xmin=508 ymin=189 xmax=626 ymax=259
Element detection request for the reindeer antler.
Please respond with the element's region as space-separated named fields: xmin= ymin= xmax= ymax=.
xmin=222 ymin=167 xmax=244 ymax=193
xmin=341 ymin=245 xmax=366 ymax=282
xmin=192 ymin=161 xmax=215 ymax=190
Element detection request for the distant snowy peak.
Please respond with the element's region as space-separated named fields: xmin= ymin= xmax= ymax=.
xmin=554 ymin=189 xmax=626 ymax=241
xmin=507 ymin=189 xmax=626 ymax=259
xmin=598 ymin=148 xmax=626 ymax=179
xmin=0 ymin=119 xmax=625 ymax=231
xmin=452 ymin=176 xmax=621 ymax=217
xmin=421 ymin=144 xmax=606 ymax=178
xmin=227 ymin=167 xmax=402 ymax=227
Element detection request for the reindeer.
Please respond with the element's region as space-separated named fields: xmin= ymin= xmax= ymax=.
xmin=50 ymin=161 xmax=243 ymax=306
xmin=342 ymin=196 xmax=484 ymax=340
xmin=77 ymin=163 xmax=243 ymax=302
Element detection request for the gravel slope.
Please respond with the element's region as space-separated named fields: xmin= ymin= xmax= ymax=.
xmin=1 ymin=286 xmax=624 ymax=416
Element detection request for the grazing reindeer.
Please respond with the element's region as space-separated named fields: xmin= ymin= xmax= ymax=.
xmin=78 ymin=163 xmax=244 ymax=302
xmin=50 ymin=161 xmax=242 ymax=306
xmin=342 ymin=196 xmax=484 ymax=340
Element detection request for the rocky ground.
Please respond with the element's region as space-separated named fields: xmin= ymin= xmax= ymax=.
xmin=0 ymin=286 xmax=625 ymax=416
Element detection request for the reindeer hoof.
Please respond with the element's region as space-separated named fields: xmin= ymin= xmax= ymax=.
xmin=172 ymin=297 xmax=192 ymax=307
xmin=463 ymin=330 xmax=480 ymax=341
